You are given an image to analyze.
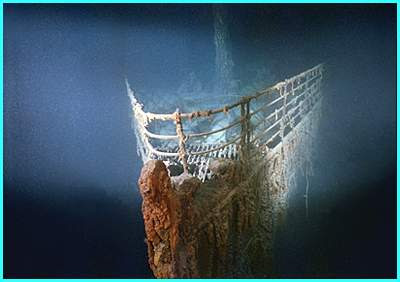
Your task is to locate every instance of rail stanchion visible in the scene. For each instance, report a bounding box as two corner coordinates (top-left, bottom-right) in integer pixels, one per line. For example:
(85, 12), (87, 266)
(175, 109), (189, 174)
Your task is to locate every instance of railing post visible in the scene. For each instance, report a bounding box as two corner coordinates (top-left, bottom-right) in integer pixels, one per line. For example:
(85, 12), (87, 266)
(245, 101), (251, 147)
(175, 109), (189, 174)
(240, 102), (246, 160)
(240, 97), (251, 162)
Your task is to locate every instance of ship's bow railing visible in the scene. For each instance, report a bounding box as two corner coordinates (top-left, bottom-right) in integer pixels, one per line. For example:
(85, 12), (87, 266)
(127, 64), (324, 181)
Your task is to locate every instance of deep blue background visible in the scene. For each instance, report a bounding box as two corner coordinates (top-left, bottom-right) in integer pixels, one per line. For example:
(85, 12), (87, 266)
(4, 4), (396, 278)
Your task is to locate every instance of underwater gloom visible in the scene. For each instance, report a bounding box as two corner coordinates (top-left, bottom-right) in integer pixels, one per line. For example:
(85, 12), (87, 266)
(4, 4), (396, 278)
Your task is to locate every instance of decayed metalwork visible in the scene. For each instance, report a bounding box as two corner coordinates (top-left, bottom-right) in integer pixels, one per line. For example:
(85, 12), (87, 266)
(127, 64), (323, 179)
(129, 64), (324, 277)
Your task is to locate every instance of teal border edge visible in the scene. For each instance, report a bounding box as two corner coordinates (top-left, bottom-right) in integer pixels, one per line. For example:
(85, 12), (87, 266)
(0, 0), (398, 3)
(0, 0), (397, 281)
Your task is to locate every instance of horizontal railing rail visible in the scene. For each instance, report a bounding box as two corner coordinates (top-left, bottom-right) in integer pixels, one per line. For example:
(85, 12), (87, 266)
(127, 63), (324, 176)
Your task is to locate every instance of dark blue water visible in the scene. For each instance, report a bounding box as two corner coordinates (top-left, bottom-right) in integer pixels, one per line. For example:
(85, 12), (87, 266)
(4, 4), (396, 278)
